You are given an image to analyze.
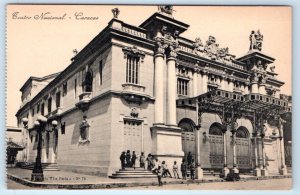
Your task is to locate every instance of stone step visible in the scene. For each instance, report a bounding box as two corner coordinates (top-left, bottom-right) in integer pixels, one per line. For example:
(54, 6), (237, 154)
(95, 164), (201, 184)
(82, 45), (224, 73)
(21, 163), (59, 171)
(115, 172), (155, 175)
(109, 174), (157, 179)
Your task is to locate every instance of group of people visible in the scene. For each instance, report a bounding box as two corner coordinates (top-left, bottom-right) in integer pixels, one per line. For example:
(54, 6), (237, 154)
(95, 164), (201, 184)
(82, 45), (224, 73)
(119, 151), (197, 186)
(120, 150), (147, 170)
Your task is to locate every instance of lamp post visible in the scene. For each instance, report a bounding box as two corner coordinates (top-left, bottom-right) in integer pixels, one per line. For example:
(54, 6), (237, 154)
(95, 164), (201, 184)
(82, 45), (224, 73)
(31, 115), (47, 182)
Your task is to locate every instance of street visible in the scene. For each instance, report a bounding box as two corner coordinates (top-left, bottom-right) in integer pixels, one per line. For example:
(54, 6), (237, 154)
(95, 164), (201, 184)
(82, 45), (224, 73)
(6, 177), (292, 190)
(121, 178), (292, 190)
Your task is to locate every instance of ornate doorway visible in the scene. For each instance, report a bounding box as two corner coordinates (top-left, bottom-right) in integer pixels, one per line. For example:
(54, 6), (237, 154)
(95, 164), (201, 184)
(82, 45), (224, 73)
(179, 119), (196, 160)
(236, 126), (251, 170)
(123, 120), (142, 155)
(209, 123), (224, 168)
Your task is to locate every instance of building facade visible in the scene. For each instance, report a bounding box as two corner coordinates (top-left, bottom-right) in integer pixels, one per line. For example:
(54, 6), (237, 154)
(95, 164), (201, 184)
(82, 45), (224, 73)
(16, 7), (290, 177)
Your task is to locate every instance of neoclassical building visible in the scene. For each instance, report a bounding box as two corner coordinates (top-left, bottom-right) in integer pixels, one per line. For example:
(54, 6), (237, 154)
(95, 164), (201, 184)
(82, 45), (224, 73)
(15, 7), (290, 177)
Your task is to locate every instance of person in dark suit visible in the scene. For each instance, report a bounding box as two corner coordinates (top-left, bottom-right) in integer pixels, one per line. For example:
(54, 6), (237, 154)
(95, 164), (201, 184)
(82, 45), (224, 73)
(120, 151), (126, 170)
(125, 150), (131, 167)
(131, 151), (137, 169)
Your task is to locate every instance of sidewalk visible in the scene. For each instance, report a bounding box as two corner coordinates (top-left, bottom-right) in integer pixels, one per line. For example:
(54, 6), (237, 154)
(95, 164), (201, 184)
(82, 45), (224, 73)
(7, 167), (292, 189)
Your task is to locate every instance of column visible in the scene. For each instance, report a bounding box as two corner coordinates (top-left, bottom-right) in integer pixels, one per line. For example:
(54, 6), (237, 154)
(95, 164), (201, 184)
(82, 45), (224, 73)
(278, 118), (287, 175)
(202, 71), (208, 93)
(195, 100), (203, 179)
(231, 129), (239, 173)
(259, 84), (266, 95)
(166, 50), (177, 126)
(222, 125), (229, 176)
(260, 132), (268, 176)
(253, 112), (261, 176)
(193, 70), (198, 97)
(251, 74), (259, 93)
(154, 44), (165, 125)
(228, 79), (234, 92)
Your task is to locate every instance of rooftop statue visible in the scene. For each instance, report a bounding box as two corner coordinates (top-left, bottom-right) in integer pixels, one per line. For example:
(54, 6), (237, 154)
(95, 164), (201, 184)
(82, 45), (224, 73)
(112, 8), (120, 18)
(158, 5), (174, 15)
(249, 30), (263, 51)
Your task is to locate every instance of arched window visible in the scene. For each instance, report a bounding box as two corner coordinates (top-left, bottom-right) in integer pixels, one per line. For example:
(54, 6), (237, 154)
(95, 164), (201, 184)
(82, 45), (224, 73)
(179, 119), (195, 132)
(236, 127), (249, 138)
(209, 123), (223, 135)
(84, 70), (93, 92)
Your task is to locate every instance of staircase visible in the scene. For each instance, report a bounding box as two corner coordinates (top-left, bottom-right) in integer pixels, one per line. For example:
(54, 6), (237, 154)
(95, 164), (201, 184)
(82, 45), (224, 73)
(109, 167), (157, 179)
(21, 163), (60, 171)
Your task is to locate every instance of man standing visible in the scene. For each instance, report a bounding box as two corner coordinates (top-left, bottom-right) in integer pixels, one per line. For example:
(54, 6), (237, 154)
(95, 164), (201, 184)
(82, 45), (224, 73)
(120, 151), (126, 170)
(180, 159), (187, 180)
(131, 151), (137, 169)
(125, 150), (131, 167)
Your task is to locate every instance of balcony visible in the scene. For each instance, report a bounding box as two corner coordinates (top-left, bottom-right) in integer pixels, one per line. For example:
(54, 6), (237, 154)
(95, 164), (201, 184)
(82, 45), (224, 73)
(76, 92), (92, 112)
(121, 83), (151, 104)
(46, 107), (63, 120)
(233, 87), (243, 94)
(122, 83), (146, 93)
(207, 80), (219, 88)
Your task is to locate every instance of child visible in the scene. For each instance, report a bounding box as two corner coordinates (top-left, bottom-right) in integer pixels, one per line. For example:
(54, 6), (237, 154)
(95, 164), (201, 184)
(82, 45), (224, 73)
(161, 161), (172, 178)
(181, 159), (187, 180)
(140, 152), (145, 169)
(157, 166), (163, 186)
(190, 159), (196, 180)
(173, 161), (180, 179)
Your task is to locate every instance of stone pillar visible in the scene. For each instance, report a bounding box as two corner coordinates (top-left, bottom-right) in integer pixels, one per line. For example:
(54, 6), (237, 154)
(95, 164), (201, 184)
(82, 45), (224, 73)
(221, 76), (227, 90)
(222, 125), (229, 176)
(278, 119), (287, 175)
(231, 129), (239, 173)
(166, 51), (177, 126)
(228, 79), (234, 92)
(252, 132), (261, 176)
(154, 44), (165, 125)
(195, 101), (203, 179)
(259, 84), (266, 95)
(260, 134), (268, 176)
(202, 71), (208, 93)
(193, 70), (198, 97)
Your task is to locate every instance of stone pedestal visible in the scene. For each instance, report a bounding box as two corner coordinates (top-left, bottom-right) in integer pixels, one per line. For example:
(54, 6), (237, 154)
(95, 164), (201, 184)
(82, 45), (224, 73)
(279, 166), (287, 175)
(253, 168), (261, 176)
(196, 167), (203, 180)
(150, 125), (184, 167)
(261, 168), (268, 176)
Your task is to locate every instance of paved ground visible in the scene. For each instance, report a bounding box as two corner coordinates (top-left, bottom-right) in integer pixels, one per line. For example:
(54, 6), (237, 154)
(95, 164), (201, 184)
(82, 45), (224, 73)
(123, 178), (292, 190)
(7, 179), (33, 190)
(6, 167), (292, 190)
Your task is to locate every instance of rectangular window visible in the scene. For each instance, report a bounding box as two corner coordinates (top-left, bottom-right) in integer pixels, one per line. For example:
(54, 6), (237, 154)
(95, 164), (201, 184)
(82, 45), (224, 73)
(31, 108), (34, 116)
(74, 79), (77, 98)
(47, 97), (52, 114)
(41, 103), (45, 116)
(99, 60), (103, 85)
(177, 78), (189, 96)
(56, 91), (61, 108)
(37, 103), (40, 113)
(63, 82), (67, 96)
(61, 122), (66, 135)
(126, 55), (140, 84)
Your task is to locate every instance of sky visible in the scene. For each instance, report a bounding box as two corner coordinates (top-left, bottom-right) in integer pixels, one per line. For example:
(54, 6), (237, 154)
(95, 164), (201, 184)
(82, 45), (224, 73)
(6, 5), (292, 127)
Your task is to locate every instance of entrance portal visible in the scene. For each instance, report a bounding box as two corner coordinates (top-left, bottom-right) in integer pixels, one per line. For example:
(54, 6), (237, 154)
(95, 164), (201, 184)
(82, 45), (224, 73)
(179, 119), (196, 161)
(123, 120), (142, 156)
(209, 123), (224, 169)
(236, 126), (251, 170)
